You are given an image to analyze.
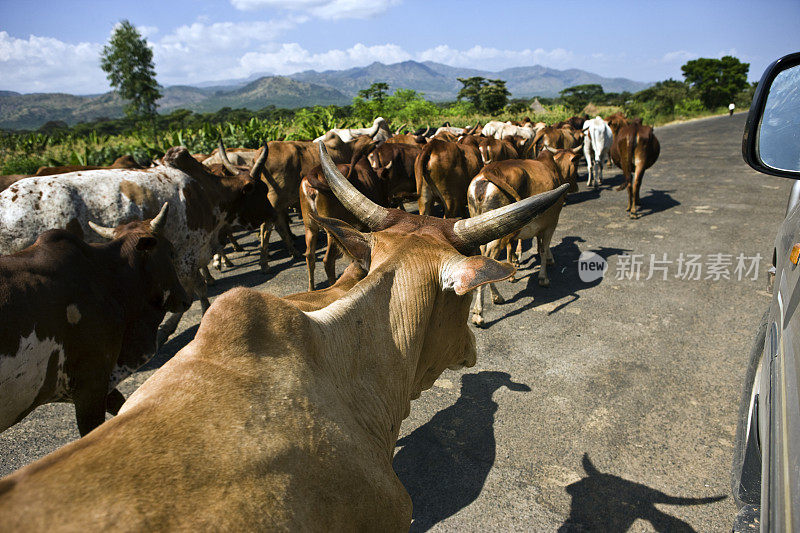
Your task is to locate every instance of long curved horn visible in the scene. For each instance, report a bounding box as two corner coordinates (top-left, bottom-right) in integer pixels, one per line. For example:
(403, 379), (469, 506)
(423, 126), (430, 136)
(218, 139), (239, 176)
(394, 123), (406, 135)
(452, 184), (569, 250)
(150, 202), (170, 235)
(366, 117), (381, 138)
(544, 145), (558, 153)
(250, 141), (268, 179)
(318, 141), (389, 230)
(88, 220), (116, 240)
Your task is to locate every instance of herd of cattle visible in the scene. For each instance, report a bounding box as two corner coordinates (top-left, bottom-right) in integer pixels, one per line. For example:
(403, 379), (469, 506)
(0, 111), (659, 529)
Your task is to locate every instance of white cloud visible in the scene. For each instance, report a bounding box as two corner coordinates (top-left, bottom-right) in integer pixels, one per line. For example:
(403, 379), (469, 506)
(661, 50), (696, 64)
(230, 0), (401, 19)
(418, 45), (575, 71)
(0, 31), (107, 94)
(241, 42), (411, 74)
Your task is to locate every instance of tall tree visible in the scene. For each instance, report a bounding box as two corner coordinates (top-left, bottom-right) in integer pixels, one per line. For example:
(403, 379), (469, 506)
(358, 82), (390, 105)
(457, 77), (510, 114)
(100, 20), (162, 121)
(681, 56), (749, 109)
(559, 84), (604, 112)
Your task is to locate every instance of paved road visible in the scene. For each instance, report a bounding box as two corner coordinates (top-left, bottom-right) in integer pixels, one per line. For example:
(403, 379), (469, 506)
(0, 113), (790, 532)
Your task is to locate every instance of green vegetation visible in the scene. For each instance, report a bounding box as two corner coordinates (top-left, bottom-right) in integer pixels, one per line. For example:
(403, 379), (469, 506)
(1, 55), (756, 174)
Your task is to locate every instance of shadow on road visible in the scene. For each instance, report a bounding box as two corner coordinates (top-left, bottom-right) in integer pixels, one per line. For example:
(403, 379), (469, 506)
(558, 453), (726, 532)
(481, 237), (629, 327)
(637, 189), (681, 218)
(393, 371), (530, 532)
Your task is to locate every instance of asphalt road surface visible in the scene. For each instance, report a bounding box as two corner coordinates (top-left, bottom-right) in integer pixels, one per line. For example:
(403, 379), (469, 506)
(0, 113), (790, 532)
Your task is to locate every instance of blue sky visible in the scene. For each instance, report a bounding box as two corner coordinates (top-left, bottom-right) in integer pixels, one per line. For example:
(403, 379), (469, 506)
(1, 0), (797, 94)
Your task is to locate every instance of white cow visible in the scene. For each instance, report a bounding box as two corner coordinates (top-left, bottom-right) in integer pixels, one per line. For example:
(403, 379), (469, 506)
(582, 116), (613, 188)
(314, 116), (392, 143)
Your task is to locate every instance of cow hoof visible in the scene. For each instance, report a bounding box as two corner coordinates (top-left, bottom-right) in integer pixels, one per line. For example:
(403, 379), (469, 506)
(629, 212), (638, 219)
(471, 314), (485, 327)
(259, 262), (270, 274)
(212, 260), (222, 271)
(492, 294), (505, 304)
(538, 277), (550, 287)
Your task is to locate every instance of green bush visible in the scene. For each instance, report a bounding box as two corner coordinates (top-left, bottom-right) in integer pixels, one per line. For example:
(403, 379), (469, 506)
(1, 154), (49, 174)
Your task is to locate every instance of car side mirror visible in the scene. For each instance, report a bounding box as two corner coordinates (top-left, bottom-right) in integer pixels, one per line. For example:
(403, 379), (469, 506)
(743, 51), (800, 178)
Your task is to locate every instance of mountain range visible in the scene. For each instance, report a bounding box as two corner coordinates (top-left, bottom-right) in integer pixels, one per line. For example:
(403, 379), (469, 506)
(0, 61), (651, 130)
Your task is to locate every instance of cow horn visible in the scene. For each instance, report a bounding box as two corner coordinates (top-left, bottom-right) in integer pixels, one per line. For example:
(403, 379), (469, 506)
(218, 139), (239, 176)
(423, 126), (430, 136)
(544, 145), (558, 153)
(150, 202), (170, 235)
(452, 184), (569, 251)
(250, 141), (268, 179)
(395, 123), (406, 135)
(367, 117), (382, 138)
(571, 145), (583, 154)
(87, 220), (117, 240)
(318, 141), (388, 231)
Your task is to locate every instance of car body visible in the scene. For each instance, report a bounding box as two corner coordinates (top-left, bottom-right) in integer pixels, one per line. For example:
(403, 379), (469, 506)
(732, 50), (800, 532)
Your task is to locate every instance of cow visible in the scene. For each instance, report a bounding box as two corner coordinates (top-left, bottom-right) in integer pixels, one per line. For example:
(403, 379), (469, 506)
(0, 204), (191, 436)
(0, 146), (275, 342)
(610, 122), (660, 218)
(202, 147), (257, 168)
(582, 116), (614, 188)
(467, 149), (580, 326)
(366, 142), (421, 207)
(313, 116), (392, 143)
(604, 112), (628, 137)
(0, 142), (567, 531)
(33, 155), (142, 177)
(385, 133), (427, 145)
(252, 133), (376, 271)
(414, 139), (482, 218)
(300, 144), (387, 290)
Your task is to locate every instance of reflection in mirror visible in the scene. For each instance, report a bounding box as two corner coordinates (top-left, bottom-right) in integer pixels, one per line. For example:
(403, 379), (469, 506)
(759, 64), (800, 172)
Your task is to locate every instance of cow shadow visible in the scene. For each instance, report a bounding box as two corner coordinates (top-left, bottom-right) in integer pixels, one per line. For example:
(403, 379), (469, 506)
(480, 237), (629, 327)
(142, 323), (200, 370)
(559, 453), (726, 532)
(393, 371), (531, 532)
(636, 189), (680, 218)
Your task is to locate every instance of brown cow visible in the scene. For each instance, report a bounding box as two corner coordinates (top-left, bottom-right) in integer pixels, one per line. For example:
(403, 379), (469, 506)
(415, 139), (482, 217)
(610, 122), (661, 218)
(300, 146), (388, 290)
(366, 142), (421, 207)
(0, 204), (190, 436)
(467, 149), (580, 326)
(34, 155), (142, 176)
(386, 133), (427, 145)
(252, 133), (375, 271)
(0, 144), (568, 532)
(604, 112), (628, 137)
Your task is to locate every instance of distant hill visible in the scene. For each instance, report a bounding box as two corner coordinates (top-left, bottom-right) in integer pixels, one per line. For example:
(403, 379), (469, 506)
(1, 60), (650, 130)
(0, 77), (349, 130)
(291, 60), (651, 100)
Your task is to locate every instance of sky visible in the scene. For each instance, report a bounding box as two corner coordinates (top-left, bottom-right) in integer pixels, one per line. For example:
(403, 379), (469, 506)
(0, 0), (798, 95)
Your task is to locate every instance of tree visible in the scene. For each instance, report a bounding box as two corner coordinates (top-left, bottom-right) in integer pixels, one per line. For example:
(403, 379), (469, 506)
(681, 56), (749, 109)
(100, 21), (162, 121)
(358, 82), (389, 107)
(633, 79), (691, 117)
(559, 84), (604, 112)
(457, 77), (510, 114)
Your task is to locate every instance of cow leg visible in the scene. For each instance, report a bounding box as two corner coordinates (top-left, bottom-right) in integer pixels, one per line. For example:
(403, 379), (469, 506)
(484, 238), (506, 304)
(304, 225), (318, 291)
(275, 210), (302, 261)
(631, 165), (645, 219)
(106, 388), (126, 416)
(195, 270), (211, 313)
(418, 183), (436, 216)
(228, 233), (244, 252)
(259, 221), (274, 272)
(471, 245), (488, 326)
(73, 382), (109, 436)
(158, 312), (184, 346)
(322, 235), (339, 286)
(200, 265), (215, 286)
(220, 250), (234, 268)
(537, 227), (556, 287)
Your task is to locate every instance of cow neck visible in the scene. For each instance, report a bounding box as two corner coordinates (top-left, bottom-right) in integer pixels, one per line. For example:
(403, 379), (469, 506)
(305, 253), (439, 461)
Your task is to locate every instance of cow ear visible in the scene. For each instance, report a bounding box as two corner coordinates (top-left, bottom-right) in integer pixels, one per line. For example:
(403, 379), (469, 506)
(136, 236), (158, 251)
(441, 254), (515, 295)
(311, 214), (372, 269)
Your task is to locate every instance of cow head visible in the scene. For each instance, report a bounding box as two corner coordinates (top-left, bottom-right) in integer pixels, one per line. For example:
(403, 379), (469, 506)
(88, 203), (191, 314)
(316, 142), (568, 396)
(203, 142), (277, 230)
